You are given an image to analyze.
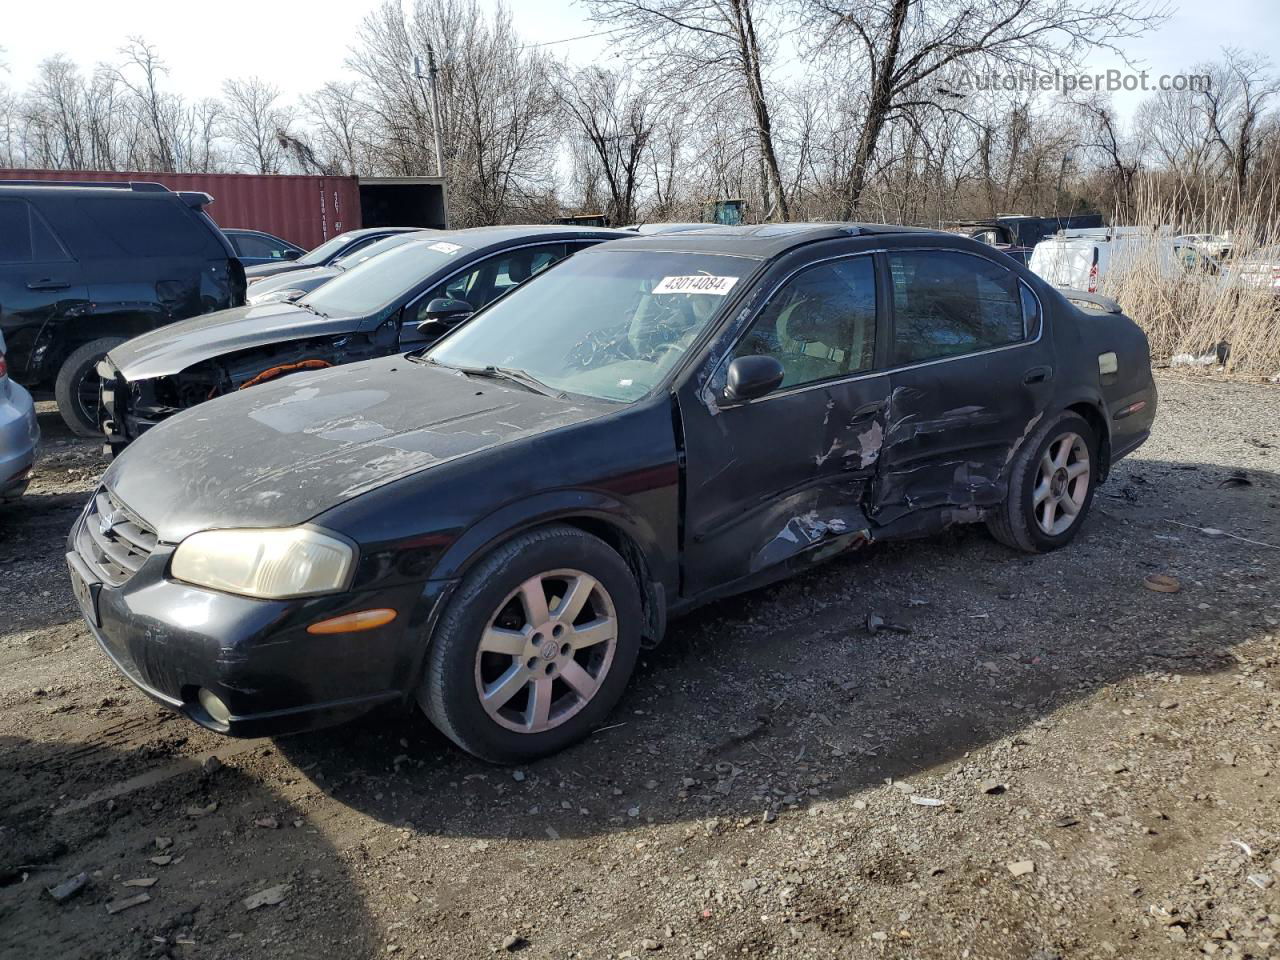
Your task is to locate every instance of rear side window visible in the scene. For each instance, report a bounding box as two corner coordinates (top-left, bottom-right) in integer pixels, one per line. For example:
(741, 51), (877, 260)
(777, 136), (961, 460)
(75, 197), (210, 257)
(234, 233), (290, 259)
(732, 255), (877, 389)
(888, 251), (1026, 364)
(0, 199), (70, 262)
(0, 200), (30, 261)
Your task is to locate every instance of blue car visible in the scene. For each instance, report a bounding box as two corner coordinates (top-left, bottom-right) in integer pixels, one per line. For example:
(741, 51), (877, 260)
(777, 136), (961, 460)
(0, 330), (39, 501)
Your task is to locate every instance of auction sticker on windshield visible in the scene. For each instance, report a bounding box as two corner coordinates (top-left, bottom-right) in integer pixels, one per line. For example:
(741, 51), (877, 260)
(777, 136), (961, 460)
(653, 275), (740, 295)
(428, 241), (463, 254)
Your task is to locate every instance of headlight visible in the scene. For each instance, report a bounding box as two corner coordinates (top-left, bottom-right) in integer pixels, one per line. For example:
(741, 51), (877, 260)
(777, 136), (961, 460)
(171, 527), (355, 599)
(248, 288), (305, 305)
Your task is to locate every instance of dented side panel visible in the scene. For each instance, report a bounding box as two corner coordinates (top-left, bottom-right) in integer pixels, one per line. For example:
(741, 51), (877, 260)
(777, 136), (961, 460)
(870, 349), (1054, 525)
(678, 367), (890, 593)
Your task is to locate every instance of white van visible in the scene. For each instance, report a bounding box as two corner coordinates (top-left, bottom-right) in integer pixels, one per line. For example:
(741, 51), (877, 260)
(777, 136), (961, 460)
(1028, 227), (1203, 290)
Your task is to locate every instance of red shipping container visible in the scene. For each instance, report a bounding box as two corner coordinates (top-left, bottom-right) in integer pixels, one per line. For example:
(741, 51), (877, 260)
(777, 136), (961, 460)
(0, 169), (363, 249)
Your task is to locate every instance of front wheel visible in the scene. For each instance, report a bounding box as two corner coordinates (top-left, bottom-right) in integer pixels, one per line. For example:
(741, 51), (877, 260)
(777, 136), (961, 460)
(54, 337), (126, 437)
(418, 524), (642, 763)
(987, 411), (1098, 553)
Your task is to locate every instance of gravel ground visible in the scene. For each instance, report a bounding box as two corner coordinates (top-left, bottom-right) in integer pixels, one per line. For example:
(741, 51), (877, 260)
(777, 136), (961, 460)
(1, 375), (1278, 960)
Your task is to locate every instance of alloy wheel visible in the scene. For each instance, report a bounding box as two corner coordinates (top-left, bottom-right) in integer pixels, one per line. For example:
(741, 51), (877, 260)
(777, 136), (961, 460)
(1033, 432), (1090, 536)
(473, 569), (618, 734)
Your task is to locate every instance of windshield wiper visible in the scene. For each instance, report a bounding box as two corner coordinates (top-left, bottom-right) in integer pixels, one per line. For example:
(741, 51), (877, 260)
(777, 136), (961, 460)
(295, 301), (329, 319)
(455, 364), (562, 398)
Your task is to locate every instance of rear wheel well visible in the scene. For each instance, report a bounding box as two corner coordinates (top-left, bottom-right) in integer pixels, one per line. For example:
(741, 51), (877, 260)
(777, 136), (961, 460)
(1067, 402), (1110, 480)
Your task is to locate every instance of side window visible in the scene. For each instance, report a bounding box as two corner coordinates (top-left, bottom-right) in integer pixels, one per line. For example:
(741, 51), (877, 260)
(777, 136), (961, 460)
(0, 201), (66, 262)
(409, 244), (570, 325)
(889, 251), (1025, 364)
(235, 233), (287, 259)
(0, 200), (32, 262)
(31, 207), (70, 261)
(76, 197), (208, 257)
(731, 256), (877, 389)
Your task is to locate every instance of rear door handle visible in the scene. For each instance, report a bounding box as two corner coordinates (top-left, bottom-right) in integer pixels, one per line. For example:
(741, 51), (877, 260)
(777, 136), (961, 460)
(27, 277), (70, 291)
(1023, 365), (1052, 385)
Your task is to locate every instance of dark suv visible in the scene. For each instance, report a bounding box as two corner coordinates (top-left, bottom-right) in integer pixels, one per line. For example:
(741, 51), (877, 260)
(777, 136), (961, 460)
(0, 181), (246, 435)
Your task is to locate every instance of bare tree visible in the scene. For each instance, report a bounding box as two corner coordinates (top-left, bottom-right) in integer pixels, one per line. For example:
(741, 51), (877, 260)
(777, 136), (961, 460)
(798, 0), (1169, 218)
(302, 81), (375, 174)
(348, 0), (561, 225)
(114, 37), (176, 171)
(553, 66), (654, 225)
(1200, 48), (1280, 200)
(221, 77), (293, 173)
(586, 0), (791, 220)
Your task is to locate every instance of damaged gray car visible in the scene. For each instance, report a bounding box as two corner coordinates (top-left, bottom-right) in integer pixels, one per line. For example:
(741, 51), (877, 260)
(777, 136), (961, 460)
(72, 224), (1155, 763)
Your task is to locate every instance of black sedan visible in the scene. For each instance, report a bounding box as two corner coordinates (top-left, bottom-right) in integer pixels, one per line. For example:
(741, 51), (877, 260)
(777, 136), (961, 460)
(68, 224), (1156, 763)
(98, 225), (627, 449)
(243, 227), (422, 283)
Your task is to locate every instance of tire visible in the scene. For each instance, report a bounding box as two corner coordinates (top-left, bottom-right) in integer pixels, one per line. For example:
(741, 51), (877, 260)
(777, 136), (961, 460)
(54, 337), (126, 437)
(987, 411), (1098, 553)
(418, 524), (643, 764)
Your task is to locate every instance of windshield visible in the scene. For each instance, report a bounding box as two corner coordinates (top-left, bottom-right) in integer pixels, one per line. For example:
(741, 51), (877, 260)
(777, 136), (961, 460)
(301, 239), (466, 319)
(297, 233), (362, 266)
(426, 249), (756, 402)
(332, 232), (420, 268)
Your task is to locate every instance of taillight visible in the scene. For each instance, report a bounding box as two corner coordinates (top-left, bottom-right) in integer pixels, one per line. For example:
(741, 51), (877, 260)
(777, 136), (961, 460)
(0, 353), (8, 379)
(1087, 262), (1098, 293)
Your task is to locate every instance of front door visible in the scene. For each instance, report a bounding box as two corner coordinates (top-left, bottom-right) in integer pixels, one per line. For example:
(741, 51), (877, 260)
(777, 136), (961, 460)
(678, 251), (891, 596)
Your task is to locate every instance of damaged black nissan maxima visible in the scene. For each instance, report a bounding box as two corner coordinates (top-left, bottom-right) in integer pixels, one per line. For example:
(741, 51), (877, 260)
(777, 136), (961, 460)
(67, 224), (1156, 763)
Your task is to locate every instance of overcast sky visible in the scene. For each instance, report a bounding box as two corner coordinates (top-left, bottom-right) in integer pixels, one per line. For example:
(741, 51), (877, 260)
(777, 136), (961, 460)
(1, 0), (1276, 119)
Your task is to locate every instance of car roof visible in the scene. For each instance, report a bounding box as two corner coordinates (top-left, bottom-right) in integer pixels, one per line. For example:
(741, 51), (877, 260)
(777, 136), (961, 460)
(441, 224), (632, 243)
(595, 222), (948, 258)
(340, 226), (426, 239)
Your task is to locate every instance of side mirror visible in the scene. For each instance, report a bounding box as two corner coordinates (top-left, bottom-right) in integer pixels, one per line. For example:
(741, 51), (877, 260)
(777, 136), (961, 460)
(415, 297), (474, 336)
(723, 355), (784, 404)
(282, 249), (302, 261)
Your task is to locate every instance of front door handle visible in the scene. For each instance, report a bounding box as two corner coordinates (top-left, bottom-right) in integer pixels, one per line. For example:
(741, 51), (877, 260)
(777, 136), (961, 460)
(1023, 365), (1052, 385)
(27, 277), (70, 291)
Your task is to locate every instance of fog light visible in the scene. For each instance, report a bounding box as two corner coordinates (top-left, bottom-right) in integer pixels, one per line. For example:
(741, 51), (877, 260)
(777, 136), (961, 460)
(197, 688), (232, 724)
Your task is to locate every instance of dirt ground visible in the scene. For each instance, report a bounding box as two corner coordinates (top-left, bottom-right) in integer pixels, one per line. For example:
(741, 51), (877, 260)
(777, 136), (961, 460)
(1, 374), (1278, 960)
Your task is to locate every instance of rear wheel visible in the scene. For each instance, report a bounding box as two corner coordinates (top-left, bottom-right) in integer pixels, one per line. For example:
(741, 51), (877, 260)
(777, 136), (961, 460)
(987, 411), (1098, 553)
(418, 524), (642, 763)
(55, 337), (126, 437)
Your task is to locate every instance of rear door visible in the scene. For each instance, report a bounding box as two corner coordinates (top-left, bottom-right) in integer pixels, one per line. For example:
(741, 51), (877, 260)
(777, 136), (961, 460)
(678, 247), (891, 595)
(872, 246), (1054, 526)
(0, 197), (89, 384)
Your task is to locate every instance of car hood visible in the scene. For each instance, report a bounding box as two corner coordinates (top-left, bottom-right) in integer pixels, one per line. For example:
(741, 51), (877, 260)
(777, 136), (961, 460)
(247, 265), (341, 299)
(103, 356), (604, 542)
(107, 302), (362, 381)
(245, 260), (308, 280)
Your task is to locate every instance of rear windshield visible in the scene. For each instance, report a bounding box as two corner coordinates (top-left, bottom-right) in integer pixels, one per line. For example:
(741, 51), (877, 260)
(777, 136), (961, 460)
(301, 239), (466, 318)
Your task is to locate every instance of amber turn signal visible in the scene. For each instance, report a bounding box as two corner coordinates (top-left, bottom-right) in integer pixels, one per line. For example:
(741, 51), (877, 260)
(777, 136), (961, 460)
(306, 608), (398, 635)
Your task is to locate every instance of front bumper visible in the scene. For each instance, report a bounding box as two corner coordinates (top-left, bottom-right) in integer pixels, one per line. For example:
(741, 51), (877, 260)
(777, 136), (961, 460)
(0, 378), (40, 499)
(66, 504), (456, 737)
(97, 361), (173, 452)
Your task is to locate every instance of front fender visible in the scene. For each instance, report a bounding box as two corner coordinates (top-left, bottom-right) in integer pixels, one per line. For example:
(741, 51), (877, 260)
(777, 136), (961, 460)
(429, 487), (677, 592)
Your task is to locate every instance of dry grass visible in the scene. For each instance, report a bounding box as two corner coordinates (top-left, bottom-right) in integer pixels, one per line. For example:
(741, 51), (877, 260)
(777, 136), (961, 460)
(1095, 189), (1280, 379)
